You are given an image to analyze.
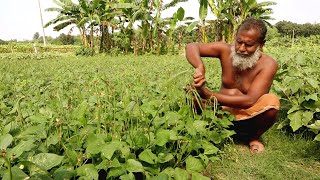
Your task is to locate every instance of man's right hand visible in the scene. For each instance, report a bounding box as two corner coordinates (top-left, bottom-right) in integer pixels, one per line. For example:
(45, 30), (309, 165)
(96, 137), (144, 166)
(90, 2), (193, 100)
(193, 66), (206, 88)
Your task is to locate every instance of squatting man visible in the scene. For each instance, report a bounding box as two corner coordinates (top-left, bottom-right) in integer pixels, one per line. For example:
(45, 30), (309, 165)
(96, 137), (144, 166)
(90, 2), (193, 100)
(185, 17), (280, 153)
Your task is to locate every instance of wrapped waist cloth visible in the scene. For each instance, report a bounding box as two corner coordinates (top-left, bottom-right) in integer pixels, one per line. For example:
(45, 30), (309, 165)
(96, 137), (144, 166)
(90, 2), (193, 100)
(222, 93), (280, 121)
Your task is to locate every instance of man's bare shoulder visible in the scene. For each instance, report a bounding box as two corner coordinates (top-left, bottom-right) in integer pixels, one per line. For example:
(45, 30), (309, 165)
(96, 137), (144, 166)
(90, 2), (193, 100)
(259, 53), (278, 71)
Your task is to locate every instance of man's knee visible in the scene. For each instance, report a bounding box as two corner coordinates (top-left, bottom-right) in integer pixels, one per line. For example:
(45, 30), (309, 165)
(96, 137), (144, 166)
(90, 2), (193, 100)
(263, 108), (278, 120)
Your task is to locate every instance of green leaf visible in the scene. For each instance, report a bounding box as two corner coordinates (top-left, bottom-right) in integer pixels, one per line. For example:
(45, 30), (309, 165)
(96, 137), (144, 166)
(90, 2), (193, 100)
(0, 134), (13, 150)
(176, 7), (185, 21)
(174, 167), (189, 180)
(186, 21), (198, 33)
(155, 129), (170, 146)
(158, 153), (174, 163)
(3, 166), (29, 180)
(314, 134), (320, 141)
(101, 141), (122, 160)
(125, 159), (144, 173)
(185, 156), (205, 173)
(77, 164), (98, 180)
(288, 111), (303, 132)
(150, 173), (169, 180)
(305, 77), (319, 89)
(120, 173), (135, 180)
(193, 120), (208, 133)
(107, 167), (126, 178)
(7, 140), (36, 158)
(29, 153), (64, 170)
(46, 133), (59, 147)
(86, 134), (105, 155)
(202, 142), (219, 155)
(53, 166), (75, 180)
(307, 120), (320, 130)
(192, 172), (211, 180)
(199, 0), (208, 20)
(139, 149), (158, 164)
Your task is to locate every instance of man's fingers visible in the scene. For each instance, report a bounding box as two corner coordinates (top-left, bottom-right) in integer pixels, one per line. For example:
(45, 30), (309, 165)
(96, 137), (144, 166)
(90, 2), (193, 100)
(193, 78), (206, 88)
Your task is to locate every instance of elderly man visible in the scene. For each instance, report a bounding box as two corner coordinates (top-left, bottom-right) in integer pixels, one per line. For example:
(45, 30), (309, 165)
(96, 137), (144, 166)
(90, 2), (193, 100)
(185, 17), (280, 153)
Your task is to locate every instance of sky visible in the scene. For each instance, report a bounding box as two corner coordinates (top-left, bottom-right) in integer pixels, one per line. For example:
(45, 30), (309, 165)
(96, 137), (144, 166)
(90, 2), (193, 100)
(0, 0), (320, 41)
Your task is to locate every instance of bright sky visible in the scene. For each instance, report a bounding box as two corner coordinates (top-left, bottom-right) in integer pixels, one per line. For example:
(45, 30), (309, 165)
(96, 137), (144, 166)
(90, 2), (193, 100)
(0, 0), (319, 41)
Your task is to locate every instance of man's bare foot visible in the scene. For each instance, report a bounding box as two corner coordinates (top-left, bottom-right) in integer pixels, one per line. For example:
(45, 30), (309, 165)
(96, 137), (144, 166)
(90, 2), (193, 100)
(249, 139), (265, 153)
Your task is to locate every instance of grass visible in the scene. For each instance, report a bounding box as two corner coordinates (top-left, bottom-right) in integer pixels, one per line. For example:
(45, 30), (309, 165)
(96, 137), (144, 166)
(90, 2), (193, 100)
(207, 123), (320, 180)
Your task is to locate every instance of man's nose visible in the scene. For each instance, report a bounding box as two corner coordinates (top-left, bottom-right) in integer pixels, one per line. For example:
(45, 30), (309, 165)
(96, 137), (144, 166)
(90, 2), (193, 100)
(238, 44), (246, 53)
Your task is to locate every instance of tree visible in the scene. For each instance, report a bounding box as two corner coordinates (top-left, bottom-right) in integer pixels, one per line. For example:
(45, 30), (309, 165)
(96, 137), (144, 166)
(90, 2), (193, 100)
(33, 32), (40, 41)
(207, 0), (276, 43)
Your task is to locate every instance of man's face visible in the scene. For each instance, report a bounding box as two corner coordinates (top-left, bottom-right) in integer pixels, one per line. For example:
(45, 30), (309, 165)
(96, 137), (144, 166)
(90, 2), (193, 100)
(234, 29), (261, 56)
(231, 29), (262, 71)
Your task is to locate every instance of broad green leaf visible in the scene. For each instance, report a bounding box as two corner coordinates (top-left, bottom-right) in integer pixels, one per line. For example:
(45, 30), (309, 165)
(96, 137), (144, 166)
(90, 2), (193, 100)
(107, 167), (126, 178)
(46, 133), (59, 147)
(77, 164), (98, 180)
(158, 153), (174, 163)
(307, 120), (320, 130)
(304, 93), (318, 101)
(125, 159), (144, 173)
(174, 167), (189, 180)
(203, 142), (219, 155)
(120, 172), (135, 180)
(0, 134), (13, 150)
(53, 166), (75, 180)
(302, 111), (314, 126)
(199, 154), (209, 166)
(29, 153), (64, 170)
(101, 141), (122, 160)
(161, 167), (174, 177)
(314, 134), (320, 141)
(155, 129), (170, 146)
(125, 159), (144, 172)
(305, 77), (319, 89)
(16, 125), (47, 140)
(7, 140), (36, 158)
(192, 172), (211, 180)
(287, 105), (300, 114)
(2, 166), (28, 180)
(193, 120), (208, 133)
(139, 149), (158, 164)
(186, 156), (205, 173)
(86, 134), (105, 155)
(150, 173), (169, 180)
(176, 7), (185, 21)
(288, 111), (303, 132)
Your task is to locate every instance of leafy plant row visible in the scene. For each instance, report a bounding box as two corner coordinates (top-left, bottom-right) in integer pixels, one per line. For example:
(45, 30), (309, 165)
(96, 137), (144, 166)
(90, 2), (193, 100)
(0, 55), (234, 179)
(269, 45), (320, 141)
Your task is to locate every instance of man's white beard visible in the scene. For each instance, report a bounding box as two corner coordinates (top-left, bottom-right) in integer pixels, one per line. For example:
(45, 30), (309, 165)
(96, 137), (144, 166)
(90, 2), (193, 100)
(231, 46), (261, 71)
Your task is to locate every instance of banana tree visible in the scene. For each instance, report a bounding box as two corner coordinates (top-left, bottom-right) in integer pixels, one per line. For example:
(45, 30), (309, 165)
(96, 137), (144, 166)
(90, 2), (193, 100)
(45, 0), (89, 47)
(207, 0), (276, 43)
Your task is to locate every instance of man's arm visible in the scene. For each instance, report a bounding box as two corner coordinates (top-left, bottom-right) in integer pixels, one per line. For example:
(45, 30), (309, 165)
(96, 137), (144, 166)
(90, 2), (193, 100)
(185, 42), (229, 88)
(199, 58), (278, 108)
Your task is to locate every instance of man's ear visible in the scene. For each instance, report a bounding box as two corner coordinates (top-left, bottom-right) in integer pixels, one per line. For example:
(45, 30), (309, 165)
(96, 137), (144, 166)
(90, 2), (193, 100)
(259, 42), (265, 51)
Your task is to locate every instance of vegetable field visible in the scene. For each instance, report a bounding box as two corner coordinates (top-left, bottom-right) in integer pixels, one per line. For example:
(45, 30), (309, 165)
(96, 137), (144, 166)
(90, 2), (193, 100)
(0, 44), (319, 179)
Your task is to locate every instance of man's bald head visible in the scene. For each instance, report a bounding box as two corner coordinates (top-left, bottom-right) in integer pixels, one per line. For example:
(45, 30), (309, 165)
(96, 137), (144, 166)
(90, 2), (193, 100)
(237, 17), (267, 44)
